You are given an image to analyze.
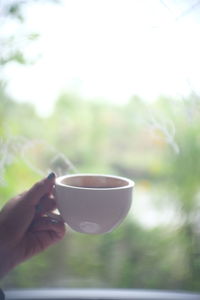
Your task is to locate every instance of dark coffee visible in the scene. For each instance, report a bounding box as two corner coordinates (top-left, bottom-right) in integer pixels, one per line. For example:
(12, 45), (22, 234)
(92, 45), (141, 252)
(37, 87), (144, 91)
(62, 175), (128, 189)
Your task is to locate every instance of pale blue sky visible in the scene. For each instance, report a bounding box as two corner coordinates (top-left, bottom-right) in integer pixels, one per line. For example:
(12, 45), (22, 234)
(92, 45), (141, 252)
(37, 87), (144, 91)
(2, 0), (200, 116)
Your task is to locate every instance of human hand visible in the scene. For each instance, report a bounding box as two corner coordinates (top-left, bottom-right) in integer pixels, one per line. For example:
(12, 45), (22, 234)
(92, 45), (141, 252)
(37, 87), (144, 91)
(0, 173), (66, 278)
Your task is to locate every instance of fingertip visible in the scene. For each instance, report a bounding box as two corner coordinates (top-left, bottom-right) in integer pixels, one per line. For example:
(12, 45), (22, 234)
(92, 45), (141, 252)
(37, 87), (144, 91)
(26, 174), (56, 205)
(47, 172), (56, 181)
(31, 216), (66, 238)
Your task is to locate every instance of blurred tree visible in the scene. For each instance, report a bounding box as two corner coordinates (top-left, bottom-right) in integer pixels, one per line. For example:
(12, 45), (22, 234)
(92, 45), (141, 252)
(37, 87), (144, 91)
(1, 92), (200, 292)
(1, 2), (200, 290)
(0, 0), (60, 67)
(148, 96), (200, 290)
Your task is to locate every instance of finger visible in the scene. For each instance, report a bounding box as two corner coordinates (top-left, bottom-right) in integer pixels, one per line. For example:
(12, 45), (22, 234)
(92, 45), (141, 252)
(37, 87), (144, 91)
(24, 173), (56, 206)
(25, 216), (66, 256)
(31, 215), (66, 239)
(35, 195), (56, 215)
(16, 191), (27, 198)
(46, 212), (64, 222)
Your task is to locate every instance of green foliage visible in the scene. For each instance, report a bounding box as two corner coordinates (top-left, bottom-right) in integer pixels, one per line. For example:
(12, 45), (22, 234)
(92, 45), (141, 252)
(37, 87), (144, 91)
(1, 0), (200, 291)
(1, 88), (200, 291)
(0, 0), (57, 67)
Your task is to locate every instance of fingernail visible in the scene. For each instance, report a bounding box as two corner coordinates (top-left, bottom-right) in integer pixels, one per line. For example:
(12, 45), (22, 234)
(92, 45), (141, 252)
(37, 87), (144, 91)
(47, 172), (56, 180)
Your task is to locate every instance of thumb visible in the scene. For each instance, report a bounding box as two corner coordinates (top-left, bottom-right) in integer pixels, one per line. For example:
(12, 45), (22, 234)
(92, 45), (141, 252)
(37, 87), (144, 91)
(25, 173), (56, 206)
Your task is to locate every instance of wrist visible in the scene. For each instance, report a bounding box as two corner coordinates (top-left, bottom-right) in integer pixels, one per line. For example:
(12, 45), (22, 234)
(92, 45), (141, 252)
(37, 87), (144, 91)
(0, 246), (15, 279)
(0, 217), (16, 278)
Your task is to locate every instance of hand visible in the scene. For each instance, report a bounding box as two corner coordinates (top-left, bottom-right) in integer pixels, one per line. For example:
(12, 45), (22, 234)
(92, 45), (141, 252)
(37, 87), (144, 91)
(0, 173), (66, 278)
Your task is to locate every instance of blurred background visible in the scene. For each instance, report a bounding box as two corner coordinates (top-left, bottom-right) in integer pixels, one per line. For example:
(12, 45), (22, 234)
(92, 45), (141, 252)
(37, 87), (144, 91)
(1, 0), (200, 292)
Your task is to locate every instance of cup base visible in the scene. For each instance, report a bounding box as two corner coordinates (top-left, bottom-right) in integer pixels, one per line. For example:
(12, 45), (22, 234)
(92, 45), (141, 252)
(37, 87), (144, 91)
(79, 221), (100, 234)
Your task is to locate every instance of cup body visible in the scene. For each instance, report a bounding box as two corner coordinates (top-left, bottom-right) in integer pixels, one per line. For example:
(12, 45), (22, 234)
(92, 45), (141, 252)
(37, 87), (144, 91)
(55, 173), (134, 234)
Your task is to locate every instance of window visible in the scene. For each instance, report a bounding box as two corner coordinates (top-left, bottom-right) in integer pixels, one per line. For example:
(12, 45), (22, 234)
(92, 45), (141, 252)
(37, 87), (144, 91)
(1, 1), (200, 299)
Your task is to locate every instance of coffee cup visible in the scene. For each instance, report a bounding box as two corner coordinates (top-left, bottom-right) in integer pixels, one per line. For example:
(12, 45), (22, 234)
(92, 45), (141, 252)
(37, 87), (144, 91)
(55, 173), (134, 234)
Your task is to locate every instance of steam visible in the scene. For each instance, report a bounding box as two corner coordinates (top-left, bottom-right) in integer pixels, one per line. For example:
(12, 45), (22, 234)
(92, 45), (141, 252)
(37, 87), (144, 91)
(0, 136), (27, 185)
(146, 109), (180, 154)
(21, 140), (78, 176)
(50, 153), (77, 176)
(0, 137), (77, 185)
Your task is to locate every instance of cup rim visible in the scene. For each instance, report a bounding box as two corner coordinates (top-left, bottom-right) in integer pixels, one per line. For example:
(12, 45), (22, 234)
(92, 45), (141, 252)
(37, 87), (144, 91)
(56, 173), (135, 190)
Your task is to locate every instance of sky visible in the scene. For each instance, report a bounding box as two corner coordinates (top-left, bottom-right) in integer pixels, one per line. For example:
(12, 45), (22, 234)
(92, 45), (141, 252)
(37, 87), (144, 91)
(2, 0), (200, 116)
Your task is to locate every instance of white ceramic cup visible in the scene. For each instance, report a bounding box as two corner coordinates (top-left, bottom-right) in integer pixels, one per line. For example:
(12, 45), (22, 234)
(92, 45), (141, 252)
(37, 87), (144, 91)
(55, 173), (134, 234)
